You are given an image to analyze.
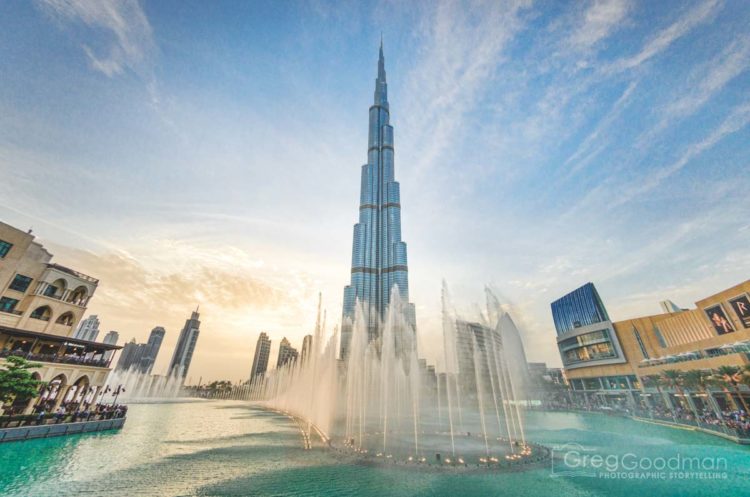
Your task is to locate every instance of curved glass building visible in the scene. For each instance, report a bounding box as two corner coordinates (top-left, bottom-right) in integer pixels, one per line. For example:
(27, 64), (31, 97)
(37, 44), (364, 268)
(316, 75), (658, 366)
(551, 282), (625, 370)
(340, 42), (416, 359)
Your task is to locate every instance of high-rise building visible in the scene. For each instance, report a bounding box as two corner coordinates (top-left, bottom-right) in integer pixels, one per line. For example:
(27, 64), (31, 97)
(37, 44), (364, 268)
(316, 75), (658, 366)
(551, 282), (626, 370)
(168, 308), (201, 381)
(453, 316), (530, 396)
(102, 330), (119, 345)
(113, 327), (165, 374)
(300, 334), (312, 363)
(250, 332), (271, 380)
(276, 337), (298, 368)
(139, 326), (165, 374)
(74, 314), (100, 341)
(102, 330), (119, 362)
(115, 338), (142, 371)
(340, 41), (416, 359)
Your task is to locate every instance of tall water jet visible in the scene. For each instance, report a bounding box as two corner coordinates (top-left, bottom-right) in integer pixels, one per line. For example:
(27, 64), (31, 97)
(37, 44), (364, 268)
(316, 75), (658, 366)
(250, 282), (543, 469)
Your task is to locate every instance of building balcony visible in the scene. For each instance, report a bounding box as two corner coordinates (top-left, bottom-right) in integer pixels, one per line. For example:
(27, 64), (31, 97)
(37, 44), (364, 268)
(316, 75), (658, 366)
(0, 348), (110, 369)
(32, 289), (90, 308)
(0, 325), (121, 370)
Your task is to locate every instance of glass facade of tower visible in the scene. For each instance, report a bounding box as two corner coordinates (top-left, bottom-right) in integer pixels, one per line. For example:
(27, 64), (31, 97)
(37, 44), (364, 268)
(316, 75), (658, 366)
(168, 310), (201, 380)
(551, 282), (625, 369)
(551, 282), (610, 336)
(340, 43), (416, 359)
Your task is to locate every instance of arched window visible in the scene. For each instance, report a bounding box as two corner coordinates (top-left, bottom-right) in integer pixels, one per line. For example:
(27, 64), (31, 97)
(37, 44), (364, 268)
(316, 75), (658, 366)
(56, 312), (75, 326)
(43, 278), (67, 299)
(68, 286), (88, 305)
(30, 306), (52, 321)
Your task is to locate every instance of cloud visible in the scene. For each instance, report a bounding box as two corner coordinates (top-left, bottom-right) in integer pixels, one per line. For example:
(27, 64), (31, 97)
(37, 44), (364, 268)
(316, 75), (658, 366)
(35, 0), (154, 77)
(42, 241), (318, 378)
(399, 0), (532, 179)
(639, 35), (750, 143)
(614, 100), (750, 206)
(567, 0), (631, 50)
(603, 0), (722, 74)
(45, 246), (286, 314)
(563, 80), (638, 177)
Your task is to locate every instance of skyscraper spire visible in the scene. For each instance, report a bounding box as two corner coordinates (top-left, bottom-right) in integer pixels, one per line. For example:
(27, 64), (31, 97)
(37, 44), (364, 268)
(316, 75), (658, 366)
(375, 37), (388, 106)
(340, 42), (416, 359)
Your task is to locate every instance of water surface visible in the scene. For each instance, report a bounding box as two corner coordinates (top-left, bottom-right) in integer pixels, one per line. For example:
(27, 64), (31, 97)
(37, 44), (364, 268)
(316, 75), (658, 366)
(0, 401), (747, 496)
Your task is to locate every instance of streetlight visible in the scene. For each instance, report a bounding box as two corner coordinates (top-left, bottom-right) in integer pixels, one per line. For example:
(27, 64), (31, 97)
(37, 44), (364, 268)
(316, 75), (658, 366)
(111, 385), (125, 406)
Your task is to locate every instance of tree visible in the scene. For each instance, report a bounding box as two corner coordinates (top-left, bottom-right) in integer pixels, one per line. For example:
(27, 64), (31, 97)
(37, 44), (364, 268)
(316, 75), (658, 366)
(682, 369), (722, 419)
(742, 364), (750, 387)
(641, 374), (674, 419)
(682, 369), (721, 420)
(715, 365), (750, 413)
(661, 369), (699, 421)
(0, 356), (43, 410)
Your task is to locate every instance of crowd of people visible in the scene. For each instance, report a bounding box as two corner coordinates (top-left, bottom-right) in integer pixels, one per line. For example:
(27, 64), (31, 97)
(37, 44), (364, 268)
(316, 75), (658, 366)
(0, 403), (128, 428)
(637, 404), (750, 437)
(536, 398), (750, 438)
(31, 403), (128, 425)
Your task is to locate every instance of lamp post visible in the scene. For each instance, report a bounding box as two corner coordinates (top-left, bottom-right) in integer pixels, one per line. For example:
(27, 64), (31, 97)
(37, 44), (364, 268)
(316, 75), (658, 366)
(97, 385), (111, 409)
(111, 385), (124, 406)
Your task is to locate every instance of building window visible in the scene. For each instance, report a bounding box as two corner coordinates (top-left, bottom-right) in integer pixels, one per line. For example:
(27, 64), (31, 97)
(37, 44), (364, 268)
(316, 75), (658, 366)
(30, 306), (52, 321)
(0, 297), (19, 313)
(653, 325), (667, 348)
(0, 240), (12, 258)
(55, 312), (75, 326)
(628, 375), (640, 389)
(8, 274), (33, 293)
(632, 326), (649, 359)
(583, 377), (601, 390)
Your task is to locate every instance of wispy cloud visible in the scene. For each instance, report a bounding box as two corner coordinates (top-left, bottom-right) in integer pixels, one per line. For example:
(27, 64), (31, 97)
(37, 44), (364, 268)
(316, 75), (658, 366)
(563, 80), (638, 177)
(400, 0), (532, 179)
(35, 0), (154, 77)
(603, 0), (722, 74)
(567, 0), (631, 51)
(614, 100), (750, 206)
(639, 35), (750, 144)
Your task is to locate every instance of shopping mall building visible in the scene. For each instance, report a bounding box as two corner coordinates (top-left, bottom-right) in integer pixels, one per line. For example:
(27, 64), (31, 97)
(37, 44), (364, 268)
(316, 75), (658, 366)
(552, 280), (750, 411)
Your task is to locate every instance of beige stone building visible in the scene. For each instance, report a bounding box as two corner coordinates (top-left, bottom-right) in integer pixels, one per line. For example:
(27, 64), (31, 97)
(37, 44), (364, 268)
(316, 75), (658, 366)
(0, 221), (119, 414)
(555, 280), (750, 411)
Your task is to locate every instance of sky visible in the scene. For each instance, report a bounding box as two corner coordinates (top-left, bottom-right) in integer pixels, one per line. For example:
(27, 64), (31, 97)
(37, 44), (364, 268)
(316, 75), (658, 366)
(1, 0), (749, 383)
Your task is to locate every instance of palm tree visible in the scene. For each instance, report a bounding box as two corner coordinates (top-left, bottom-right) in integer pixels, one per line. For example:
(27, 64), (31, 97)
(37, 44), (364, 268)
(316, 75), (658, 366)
(641, 374), (674, 419)
(715, 366), (750, 413)
(682, 369), (721, 421)
(661, 370), (699, 422)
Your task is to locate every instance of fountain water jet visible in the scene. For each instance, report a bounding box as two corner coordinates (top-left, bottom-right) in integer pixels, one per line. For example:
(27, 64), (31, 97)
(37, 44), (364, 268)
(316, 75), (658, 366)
(249, 283), (545, 469)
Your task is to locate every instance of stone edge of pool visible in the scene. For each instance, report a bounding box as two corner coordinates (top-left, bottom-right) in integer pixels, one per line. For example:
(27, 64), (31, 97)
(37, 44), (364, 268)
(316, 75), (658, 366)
(0, 417), (126, 443)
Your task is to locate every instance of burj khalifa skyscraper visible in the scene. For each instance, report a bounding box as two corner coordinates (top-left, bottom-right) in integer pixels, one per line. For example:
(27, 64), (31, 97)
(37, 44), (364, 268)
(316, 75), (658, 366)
(340, 41), (416, 359)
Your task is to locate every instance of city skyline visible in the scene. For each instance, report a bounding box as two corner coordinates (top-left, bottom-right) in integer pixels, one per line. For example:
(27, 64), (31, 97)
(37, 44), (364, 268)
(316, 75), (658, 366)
(1, 0), (750, 382)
